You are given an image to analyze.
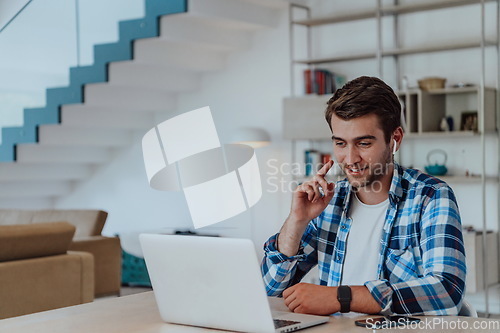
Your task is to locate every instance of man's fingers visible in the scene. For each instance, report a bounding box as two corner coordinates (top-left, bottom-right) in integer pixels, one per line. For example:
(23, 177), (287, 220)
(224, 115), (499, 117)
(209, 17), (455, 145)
(282, 285), (296, 299)
(297, 177), (334, 203)
(311, 182), (321, 202)
(283, 293), (296, 308)
(293, 305), (306, 314)
(305, 187), (315, 201)
(306, 182), (321, 202)
(313, 175), (329, 195)
(317, 160), (334, 176)
(298, 183), (321, 202)
(296, 184), (311, 201)
(287, 298), (301, 313)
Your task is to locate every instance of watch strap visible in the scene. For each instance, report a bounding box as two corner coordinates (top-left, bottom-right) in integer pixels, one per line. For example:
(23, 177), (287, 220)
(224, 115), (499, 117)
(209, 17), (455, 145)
(337, 285), (352, 313)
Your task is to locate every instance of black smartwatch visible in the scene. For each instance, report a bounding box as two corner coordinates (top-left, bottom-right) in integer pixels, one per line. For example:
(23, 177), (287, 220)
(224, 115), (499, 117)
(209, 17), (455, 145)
(337, 285), (352, 313)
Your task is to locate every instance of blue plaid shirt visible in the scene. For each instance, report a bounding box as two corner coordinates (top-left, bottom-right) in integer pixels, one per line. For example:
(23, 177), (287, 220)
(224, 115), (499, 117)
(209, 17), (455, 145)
(261, 163), (466, 315)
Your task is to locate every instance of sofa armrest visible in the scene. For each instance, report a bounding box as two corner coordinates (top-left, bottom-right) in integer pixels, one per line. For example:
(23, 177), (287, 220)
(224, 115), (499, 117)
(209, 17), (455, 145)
(0, 251), (94, 319)
(67, 251), (95, 303)
(70, 236), (121, 297)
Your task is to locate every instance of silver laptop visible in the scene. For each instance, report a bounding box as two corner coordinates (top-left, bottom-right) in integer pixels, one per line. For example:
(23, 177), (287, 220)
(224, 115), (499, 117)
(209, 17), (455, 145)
(139, 234), (329, 333)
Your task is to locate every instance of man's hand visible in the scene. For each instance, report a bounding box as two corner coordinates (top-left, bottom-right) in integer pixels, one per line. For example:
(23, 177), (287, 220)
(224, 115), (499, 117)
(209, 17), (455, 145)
(282, 283), (339, 315)
(283, 284), (382, 315)
(290, 160), (335, 224)
(278, 160), (335, 257)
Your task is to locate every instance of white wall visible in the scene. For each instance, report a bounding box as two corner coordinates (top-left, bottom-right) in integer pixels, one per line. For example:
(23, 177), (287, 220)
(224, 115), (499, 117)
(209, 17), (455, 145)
(55, 7), (294, 255)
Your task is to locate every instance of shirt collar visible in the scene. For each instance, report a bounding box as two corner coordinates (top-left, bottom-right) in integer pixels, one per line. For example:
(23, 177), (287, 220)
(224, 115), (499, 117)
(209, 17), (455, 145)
(389, 162), (405, 204)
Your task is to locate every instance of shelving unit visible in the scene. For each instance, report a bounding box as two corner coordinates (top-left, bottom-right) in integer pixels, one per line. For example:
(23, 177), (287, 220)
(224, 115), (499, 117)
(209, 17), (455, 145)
(398, 86), (496, 134)
(284, 0), (500, 314)
(292, 0), (496, 28)
(440, 175), (499, 183)
(295, 41), (498, 65)
(290, 0), (498, 86)
(285, 0), (499, 165)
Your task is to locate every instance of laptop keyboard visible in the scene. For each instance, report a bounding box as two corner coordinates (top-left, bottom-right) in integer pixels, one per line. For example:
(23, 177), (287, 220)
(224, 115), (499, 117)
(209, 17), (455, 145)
(274, 319), (301, 329)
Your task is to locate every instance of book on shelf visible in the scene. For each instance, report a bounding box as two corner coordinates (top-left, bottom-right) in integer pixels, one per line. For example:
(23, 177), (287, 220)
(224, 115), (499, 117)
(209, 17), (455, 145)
(303, 69), (346, 95)
(305, 149), (321, 176)
(304, 150), (333, 177)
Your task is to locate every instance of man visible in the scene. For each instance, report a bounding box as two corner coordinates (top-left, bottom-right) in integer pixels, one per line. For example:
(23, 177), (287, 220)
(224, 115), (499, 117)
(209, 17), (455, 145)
(261, 76), (466, 316)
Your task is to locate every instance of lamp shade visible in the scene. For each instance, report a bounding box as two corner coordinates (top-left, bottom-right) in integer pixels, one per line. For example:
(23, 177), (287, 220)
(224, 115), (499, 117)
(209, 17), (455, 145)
(231, 127), (271, 148)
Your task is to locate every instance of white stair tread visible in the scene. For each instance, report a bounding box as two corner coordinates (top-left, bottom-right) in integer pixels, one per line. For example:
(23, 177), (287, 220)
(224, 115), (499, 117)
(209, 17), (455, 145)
(0, 180), (72, 198)
(84, 83), (177, 111)
(38, 125), (133, 147)
(17, 144), (112, 164)
(108, 61), (201, 92)
(134, 38), (227, 71)
(239, 0), (287, 9)
(0, 198), (55, 209)
(61, 104), (156, 129)
(0, 163), (91, 181)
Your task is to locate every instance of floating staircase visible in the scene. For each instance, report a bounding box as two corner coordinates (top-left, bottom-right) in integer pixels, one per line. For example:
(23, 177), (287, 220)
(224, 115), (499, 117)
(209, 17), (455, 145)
(0, 0), (285, 204)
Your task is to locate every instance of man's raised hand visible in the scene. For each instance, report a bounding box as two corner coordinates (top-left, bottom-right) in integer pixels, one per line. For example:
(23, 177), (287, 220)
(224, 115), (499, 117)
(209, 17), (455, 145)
(289, 160), (335, 225)
(277, 160), (336, 257)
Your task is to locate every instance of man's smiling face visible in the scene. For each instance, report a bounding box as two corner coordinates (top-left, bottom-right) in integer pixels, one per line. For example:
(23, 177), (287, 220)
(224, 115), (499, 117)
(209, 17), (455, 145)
(330, 113), (393, 189)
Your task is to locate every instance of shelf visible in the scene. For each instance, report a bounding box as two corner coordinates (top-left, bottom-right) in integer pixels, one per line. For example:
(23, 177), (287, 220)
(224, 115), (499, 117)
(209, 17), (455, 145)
(426, 86), (496, 95)
(406, 131), (478, 139)
(294, 41), (497, 65)
(293, 10), (376, 26)
(398, 86), (496, 95)
(396, 89), (420, 96)
(439, 175), (499, 183)
(384, 40), (498, 57)
(293, 0), (494, 27)
(383, 0), (495, 16)
(294, 52), (376, 65)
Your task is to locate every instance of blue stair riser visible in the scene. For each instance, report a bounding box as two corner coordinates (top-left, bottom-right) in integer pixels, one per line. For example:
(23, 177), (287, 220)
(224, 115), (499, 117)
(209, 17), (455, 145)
(0, 0), (187, 162)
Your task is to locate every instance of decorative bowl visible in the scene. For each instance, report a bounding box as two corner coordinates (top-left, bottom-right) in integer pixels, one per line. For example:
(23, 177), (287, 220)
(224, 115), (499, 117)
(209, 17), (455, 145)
(418, 77), (446, 91)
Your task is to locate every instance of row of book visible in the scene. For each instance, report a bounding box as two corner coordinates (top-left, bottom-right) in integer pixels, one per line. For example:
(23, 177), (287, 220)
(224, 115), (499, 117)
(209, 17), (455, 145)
(303, 69), (346, 95)
(304, 150), (331, 176)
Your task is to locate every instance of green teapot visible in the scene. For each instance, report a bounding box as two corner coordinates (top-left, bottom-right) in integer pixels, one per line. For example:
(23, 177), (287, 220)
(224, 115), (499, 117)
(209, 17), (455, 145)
(425, 149), (448, 176)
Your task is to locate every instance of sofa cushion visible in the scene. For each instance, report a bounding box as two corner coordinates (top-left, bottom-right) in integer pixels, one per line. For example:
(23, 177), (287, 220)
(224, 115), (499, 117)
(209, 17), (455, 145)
(31, 210), (107, 238)
(0, 209), (108, 238)
(0, 222), (76, 262)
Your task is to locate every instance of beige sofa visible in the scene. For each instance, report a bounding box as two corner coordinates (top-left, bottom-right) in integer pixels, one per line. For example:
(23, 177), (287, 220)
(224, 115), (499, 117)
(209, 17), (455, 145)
(0, 209), (121, 297)
(0, 222), (94, 319)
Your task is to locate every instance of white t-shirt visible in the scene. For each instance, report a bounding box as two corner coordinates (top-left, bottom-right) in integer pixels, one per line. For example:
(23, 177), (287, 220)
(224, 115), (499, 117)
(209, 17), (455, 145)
(341, 193), (389, 286)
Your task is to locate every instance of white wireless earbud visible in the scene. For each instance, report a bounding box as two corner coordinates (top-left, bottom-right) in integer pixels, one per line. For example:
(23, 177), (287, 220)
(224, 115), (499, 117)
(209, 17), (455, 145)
(392, 139), (397, 154)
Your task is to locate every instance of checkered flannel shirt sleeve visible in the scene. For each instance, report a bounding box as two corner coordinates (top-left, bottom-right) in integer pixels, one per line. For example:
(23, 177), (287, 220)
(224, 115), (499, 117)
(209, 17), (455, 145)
(261, 221), (319, 296)
(365, 185), (466, 316)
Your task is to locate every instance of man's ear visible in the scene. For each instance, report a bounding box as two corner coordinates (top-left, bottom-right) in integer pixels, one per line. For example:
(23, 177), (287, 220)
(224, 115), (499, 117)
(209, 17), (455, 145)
(392, 127), (404, 149)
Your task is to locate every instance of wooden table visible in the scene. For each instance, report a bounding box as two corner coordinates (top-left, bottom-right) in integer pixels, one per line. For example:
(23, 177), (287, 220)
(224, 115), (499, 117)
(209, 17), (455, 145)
(1, 291), (499, 332)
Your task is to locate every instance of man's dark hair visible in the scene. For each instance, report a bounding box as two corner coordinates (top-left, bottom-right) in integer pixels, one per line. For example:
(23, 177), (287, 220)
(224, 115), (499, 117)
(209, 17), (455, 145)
(325, 76), (401, 143)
